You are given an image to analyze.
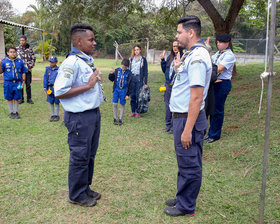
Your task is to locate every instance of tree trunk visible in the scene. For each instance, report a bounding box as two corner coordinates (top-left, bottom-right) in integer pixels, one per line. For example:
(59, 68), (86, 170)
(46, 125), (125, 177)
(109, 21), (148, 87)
(197, 0), (245, 75)
(197, 0), (245, 35)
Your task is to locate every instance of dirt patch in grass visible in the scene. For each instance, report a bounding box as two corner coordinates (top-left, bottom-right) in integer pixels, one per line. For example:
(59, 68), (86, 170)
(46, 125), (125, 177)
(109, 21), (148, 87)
(233, 148), (247, 157)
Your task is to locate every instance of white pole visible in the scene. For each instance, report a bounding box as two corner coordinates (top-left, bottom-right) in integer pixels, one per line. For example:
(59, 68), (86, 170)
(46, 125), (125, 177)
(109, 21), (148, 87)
(259, 0), (276, 223)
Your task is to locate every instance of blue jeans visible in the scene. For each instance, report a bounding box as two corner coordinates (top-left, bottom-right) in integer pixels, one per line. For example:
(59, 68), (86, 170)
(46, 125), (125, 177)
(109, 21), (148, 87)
(164, 83), (173, 131)
(130, 76), (142, 113)
(208, 80), (232, 140)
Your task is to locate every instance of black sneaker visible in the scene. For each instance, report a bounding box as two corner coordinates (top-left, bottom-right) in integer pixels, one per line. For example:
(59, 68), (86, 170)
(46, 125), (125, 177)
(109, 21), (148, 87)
(165, 198), (177, 207)
(69, 197), (97, 207)
(164, 128), (170, 133)
(118, 119), (123, 125)
(113, 119), (118, 125)
(53, 115), (60, 122)
(27, 99), (34, 104)
(86, 190), (101, 200)
(205, 137), (218, 143)
(18, 100), (24, 104)
(14, 112), (21, 119)
(9, 113), (15, 119)
(164, 206), (195, 217)
(49, 115), (55, 122)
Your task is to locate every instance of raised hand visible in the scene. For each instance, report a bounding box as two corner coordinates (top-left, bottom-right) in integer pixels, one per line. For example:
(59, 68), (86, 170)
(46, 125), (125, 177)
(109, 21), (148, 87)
(110, 67), (114, 74)
(174, 52), (181, 73)
(160, 50), (166, 60)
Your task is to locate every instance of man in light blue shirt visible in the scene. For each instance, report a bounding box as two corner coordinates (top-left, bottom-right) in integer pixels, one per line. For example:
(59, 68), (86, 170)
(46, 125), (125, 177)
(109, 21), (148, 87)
(164, 16), (212, 217)
(54, 23), (103, 207)
(205, 33), (236, 143)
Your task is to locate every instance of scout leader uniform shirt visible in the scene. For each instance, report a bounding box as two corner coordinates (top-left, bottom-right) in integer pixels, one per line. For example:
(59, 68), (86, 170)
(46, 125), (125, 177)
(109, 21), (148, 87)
(54, 49), (103, 113)
(212, 49), (236, 80)
(170, 44), (212, 113)
(1, 57), (28, 81)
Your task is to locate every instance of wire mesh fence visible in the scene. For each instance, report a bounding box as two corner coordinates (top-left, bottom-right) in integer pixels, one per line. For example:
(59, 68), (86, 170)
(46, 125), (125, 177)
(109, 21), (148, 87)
(116, 38), (280, 64)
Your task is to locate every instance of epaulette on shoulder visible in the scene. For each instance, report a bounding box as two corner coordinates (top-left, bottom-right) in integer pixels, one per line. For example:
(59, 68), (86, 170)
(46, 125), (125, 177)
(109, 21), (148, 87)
(64, 55), (78, 65)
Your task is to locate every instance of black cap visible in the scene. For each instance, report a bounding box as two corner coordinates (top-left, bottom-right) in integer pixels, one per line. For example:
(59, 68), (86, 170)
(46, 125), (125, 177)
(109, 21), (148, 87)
(121, 59), (130, 67)
(216, 33), (231, 42)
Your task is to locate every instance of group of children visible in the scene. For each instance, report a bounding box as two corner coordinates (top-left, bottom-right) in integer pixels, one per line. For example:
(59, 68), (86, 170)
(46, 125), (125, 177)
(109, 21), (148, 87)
(1, 46), (136, 124)
(1, 46), (60, 121)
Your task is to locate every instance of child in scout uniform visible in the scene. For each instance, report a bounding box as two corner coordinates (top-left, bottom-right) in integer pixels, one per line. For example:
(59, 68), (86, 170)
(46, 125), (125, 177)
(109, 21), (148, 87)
(108, 59), (132, 125)
(43, 56), (60, 122)
(0, 46), (28, 119)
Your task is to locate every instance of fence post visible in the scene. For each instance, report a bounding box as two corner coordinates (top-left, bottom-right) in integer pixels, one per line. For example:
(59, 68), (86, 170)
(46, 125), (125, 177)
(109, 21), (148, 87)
(114, 41), (118, 65)
(146, 38), (149, 59)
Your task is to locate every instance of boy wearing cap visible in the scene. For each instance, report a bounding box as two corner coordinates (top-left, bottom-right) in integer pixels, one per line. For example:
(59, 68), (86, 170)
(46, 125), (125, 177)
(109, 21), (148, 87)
(205, 33), (236, 143)
(43, 56), (60, 122)
(0, 46), (28, 119)
(108, 59), (132, 125)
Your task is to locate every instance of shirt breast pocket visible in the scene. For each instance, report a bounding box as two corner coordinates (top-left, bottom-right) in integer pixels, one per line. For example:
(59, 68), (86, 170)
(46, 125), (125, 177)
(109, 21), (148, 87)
(81, 74), (90, 84)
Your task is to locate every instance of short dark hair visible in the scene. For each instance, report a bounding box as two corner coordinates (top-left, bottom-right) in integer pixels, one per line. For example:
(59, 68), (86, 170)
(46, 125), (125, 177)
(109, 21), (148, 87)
(20, 35), (27, 40)
(121, 58), (130, 67)
(7, 46), (17, 52)
(177, 16), (201, 36)
(70, 23), (93, 37)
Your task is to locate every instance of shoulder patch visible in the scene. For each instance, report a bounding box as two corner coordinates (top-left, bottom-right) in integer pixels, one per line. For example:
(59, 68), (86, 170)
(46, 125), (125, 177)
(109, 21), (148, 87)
(191, 60), (201, 65)
(63, 67), (74, 74)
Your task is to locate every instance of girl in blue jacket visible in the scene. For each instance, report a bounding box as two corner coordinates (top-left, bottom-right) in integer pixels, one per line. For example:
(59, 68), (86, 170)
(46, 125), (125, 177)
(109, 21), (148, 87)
(160, 40), (181, 133)
(129, 45), (148, 119)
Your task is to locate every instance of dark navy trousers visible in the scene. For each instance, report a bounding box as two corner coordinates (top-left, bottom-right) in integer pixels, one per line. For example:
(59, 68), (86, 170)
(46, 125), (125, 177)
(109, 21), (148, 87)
(164, 83), (173, 131)
(64, 108), (101, 202)
(173, 111), (208, 214)
(130, 75), (141, 113)
(208, 80), (231, 140)
(21, 71), (32, 100)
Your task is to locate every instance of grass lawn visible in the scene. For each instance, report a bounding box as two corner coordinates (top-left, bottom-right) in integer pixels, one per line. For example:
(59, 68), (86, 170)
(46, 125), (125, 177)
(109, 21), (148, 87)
(0, 58), (279, 223)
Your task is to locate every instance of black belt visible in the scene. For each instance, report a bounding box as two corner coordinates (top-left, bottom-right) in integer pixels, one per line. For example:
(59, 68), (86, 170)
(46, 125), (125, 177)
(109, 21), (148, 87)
(132, 74), (139, 76)
(173, 109), (205, 118)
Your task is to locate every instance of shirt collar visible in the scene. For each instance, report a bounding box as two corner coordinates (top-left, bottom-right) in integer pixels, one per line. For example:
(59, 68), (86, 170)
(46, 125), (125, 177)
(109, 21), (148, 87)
(71, 46), (94, 62)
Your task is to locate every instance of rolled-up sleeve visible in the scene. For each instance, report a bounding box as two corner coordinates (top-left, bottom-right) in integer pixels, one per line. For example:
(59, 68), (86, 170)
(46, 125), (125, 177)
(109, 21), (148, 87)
(54, 63), (75, 97)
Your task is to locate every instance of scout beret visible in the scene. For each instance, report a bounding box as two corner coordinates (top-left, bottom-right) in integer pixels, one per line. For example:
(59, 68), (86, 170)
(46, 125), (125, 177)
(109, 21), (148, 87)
(216, 33), (231, 42)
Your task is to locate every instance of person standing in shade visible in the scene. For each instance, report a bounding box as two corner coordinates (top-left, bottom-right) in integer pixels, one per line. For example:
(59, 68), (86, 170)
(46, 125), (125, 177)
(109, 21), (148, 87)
(43, 56), (60, 122)
(160, 40), (181, 134)
(54, 23), (103, 207)
(204, 33), (236, 143)
(129, 45), (148, 119)
(17, 35), (36, 104)
(164, 16), (212, 217)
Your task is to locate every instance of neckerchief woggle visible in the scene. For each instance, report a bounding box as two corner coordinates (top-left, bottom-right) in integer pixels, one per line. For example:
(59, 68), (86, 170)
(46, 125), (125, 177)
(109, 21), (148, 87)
(68, 47), (107, 102)
(171, 39), (207, 85)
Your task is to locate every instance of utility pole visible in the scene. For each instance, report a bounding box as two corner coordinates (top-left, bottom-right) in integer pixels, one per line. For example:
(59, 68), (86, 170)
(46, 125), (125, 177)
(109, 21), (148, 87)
(259, 0), (276, 223)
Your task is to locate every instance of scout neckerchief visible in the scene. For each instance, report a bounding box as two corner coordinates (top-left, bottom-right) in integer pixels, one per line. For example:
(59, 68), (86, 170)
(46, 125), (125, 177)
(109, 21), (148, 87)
(171, 39), (207, 85)
(214, 47), (231, 64)
(214, 47), (231, 76)
(117, 68), (128, 89)
(68, 48), (107, 102)
(10, 57), (19, 80)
